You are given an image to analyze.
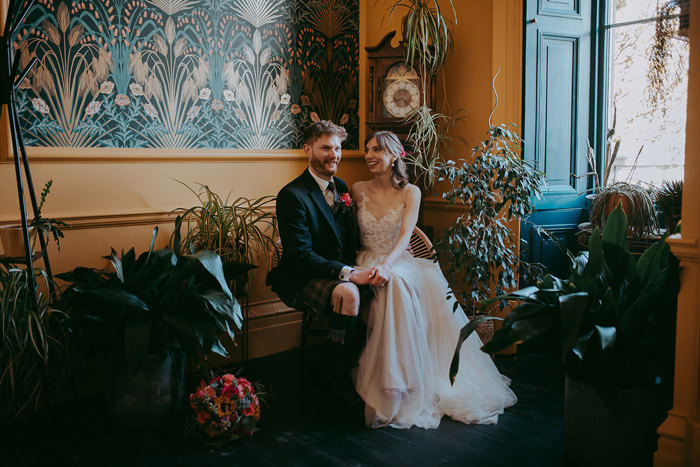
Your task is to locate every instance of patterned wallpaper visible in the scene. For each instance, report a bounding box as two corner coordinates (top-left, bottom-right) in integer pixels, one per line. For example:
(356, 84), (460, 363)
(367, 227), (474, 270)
(14, 0), (359, 150)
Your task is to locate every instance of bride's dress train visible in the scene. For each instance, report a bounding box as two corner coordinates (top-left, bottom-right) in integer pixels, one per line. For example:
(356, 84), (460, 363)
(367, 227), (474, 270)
(353, 191), (517, 429)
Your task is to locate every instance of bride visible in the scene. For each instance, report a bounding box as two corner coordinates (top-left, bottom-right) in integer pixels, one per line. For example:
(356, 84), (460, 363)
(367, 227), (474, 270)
(351, 131), (517, 429)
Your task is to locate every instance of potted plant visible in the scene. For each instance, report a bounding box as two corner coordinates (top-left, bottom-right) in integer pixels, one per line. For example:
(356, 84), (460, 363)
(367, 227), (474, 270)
(435, 124), (546, 329)
(57, 227), (242, 427)
(656, 179), (682, 232)
(589, 182), (658, 239)
(387, 0), (457, 189)
(0, 180), (68, 258)
(0, 264), (68, 424)
(453, 206), (680, 465)
(171, 182), (278, 297)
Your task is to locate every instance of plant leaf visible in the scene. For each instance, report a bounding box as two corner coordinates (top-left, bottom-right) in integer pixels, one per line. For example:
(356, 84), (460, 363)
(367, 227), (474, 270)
(449, 316), (502, 384)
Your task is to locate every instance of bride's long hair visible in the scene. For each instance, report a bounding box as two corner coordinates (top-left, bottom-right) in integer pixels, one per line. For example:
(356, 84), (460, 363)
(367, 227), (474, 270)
(365, 131), (409, 190)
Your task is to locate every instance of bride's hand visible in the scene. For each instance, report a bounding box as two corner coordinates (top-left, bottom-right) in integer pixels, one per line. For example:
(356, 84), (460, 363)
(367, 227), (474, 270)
(349, 268), (376, 285)
(370, 264), (390, 287)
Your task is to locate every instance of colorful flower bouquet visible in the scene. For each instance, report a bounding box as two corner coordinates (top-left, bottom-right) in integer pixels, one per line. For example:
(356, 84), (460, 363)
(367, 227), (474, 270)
(188, 373), (261, 443)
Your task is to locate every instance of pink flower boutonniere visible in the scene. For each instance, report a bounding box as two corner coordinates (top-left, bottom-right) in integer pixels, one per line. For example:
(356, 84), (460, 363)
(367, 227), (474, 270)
(336, 193), (353, 215)
(339, 193), (352, 207)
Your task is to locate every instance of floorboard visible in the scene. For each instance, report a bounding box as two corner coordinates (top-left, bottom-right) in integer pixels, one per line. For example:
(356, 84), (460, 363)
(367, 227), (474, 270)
(4, 349), (565, 466)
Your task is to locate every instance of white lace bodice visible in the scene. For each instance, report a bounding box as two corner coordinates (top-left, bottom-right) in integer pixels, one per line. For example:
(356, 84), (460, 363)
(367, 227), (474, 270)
(357, 191), (405, 255)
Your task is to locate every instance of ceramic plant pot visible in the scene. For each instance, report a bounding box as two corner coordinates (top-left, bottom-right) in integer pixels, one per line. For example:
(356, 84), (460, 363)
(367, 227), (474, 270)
(0, 225), (36, 258)
(106, 349), (186, 429)
(564, 376), (664, 467)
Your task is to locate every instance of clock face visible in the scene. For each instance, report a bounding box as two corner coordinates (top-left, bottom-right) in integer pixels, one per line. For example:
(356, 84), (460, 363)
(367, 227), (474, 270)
(383, 79), (420, 118)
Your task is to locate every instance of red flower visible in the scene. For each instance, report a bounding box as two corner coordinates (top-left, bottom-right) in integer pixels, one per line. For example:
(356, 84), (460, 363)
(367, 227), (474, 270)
(339, 193), (352, 207)
(197, 411), (211, 424)
(222, 384), (238, 398)
(222, 374), (236, 385)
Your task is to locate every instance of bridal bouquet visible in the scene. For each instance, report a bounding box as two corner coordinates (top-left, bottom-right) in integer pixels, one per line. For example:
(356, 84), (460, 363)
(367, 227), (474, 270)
(188, 373), (261, 442)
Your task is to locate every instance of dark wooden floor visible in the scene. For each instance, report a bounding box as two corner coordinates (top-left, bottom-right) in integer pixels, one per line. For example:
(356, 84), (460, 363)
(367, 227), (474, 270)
(5, 348), (565, 467)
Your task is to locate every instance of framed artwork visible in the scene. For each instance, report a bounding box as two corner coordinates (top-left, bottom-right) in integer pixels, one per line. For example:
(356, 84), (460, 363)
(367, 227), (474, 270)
(13, 0), (360, 150)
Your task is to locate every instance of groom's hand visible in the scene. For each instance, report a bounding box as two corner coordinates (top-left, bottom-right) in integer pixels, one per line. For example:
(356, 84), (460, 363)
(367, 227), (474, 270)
(349, 268), (376, 285)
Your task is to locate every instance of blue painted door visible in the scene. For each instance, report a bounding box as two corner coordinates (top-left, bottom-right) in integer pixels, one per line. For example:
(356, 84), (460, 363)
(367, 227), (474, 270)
(521, 0), (593, 279)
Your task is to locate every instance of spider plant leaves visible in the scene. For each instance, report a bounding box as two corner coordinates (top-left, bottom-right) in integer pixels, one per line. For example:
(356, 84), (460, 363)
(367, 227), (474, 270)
(1, 264), (68, 423)
(388, 0), (456, 77)
(170, 182), (278, 281)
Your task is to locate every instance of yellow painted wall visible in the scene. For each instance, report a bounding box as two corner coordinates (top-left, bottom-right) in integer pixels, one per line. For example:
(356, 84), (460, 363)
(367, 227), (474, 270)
(655, 0), (700, 464)
(0, 0), (522, 361)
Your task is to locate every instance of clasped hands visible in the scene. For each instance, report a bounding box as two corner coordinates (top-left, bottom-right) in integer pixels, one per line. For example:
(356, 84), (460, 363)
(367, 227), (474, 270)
(350, 265), (391, 287)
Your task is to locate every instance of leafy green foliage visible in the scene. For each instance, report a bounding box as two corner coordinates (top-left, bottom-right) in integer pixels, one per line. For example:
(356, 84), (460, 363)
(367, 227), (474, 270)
(404, 107), (461, 189)
(57, 227), (242, 373)
(470, 206), (680, 396)
(436, 124), (546, 312)
(388, 0), (456, 83)
(30, 180), (70, 251)
(590, 182), (658, 239)
(656, 179), (682, 232)
(170, 182), (278, 293)
(0, 265), (68, 423)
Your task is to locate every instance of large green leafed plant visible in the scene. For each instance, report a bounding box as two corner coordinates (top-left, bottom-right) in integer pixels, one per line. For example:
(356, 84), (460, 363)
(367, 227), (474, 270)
(436, 124), (546, 313)
(453, 206), (680, 403)
(58, 227), (242, 372)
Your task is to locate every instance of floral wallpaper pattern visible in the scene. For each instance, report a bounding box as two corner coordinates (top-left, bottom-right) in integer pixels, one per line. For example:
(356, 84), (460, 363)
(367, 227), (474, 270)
(15, 0), (359, 149)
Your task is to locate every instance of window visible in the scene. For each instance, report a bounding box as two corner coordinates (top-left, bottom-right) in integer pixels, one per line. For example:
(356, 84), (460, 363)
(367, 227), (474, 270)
(602, 0), (690, 186)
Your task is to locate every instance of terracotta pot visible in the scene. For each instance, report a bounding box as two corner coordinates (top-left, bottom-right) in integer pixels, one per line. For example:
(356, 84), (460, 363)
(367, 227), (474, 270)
(468, 315), (495, 345)
(604, 193), (633, 219)
(0, 225), (36, 258)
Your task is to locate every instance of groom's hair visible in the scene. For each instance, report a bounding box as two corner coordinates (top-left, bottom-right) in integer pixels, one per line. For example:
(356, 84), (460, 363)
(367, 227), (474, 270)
(303, 120), (347, 145)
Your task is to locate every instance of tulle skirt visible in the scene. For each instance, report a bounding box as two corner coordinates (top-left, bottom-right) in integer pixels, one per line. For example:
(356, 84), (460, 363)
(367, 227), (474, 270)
(354, 250), (517, 429)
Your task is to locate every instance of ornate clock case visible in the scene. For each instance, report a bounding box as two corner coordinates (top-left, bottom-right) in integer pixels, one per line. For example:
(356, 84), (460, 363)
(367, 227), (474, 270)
(365, 31), (435, 138)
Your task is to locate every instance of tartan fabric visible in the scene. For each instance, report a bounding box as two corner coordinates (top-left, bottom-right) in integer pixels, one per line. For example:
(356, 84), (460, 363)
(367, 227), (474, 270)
(277, 277), (343, 316)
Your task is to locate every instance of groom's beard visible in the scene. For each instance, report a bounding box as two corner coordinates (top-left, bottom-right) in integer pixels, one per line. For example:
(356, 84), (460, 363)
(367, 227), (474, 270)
(309, 148), (340, 178)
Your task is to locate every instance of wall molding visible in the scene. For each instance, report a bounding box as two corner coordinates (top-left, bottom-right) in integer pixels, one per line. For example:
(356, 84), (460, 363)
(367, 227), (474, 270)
(667, 235), (699, 263)
(0, 147), (367, 164)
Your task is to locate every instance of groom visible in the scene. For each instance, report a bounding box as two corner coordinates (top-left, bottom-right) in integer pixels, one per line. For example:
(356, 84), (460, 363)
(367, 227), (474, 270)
(267, 120), (374, 401)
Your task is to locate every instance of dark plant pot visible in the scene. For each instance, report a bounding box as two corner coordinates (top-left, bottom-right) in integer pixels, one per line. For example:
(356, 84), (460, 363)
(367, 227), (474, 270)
(107, 349), (185, 429)
(564, 376), (662, 467)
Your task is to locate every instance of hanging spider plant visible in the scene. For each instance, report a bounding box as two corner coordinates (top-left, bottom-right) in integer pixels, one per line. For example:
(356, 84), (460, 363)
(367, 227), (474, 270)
(388, 0), (456, 103)
(170, 182), (279, 293)
(404, 106), (460, 189)
(387, 0), (457, 189)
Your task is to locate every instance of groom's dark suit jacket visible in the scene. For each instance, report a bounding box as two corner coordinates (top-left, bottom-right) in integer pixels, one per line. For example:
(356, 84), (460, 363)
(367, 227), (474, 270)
(267, 168), (358, 298)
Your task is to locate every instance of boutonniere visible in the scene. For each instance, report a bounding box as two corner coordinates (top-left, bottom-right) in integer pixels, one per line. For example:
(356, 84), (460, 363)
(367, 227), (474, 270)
(336, 193), (353, 214)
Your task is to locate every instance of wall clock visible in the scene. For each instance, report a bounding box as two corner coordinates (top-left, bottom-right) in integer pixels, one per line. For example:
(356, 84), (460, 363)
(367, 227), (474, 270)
(365, 31), (434, 137)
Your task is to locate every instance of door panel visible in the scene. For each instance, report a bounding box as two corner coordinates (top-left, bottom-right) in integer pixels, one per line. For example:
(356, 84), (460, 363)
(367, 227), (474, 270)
(522, 0), (592, 279)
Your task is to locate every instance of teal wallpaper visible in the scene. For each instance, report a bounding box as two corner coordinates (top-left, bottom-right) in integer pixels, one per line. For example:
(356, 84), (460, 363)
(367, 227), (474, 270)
(15, 0), (360, 149)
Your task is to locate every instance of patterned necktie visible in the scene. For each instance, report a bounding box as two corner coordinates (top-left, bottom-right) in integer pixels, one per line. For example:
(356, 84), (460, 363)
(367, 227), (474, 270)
(325, 181), (336, 208)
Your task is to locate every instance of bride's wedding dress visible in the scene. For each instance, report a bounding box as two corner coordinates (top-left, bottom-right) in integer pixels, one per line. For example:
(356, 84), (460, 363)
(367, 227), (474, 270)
(353, 190), (517, 429)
